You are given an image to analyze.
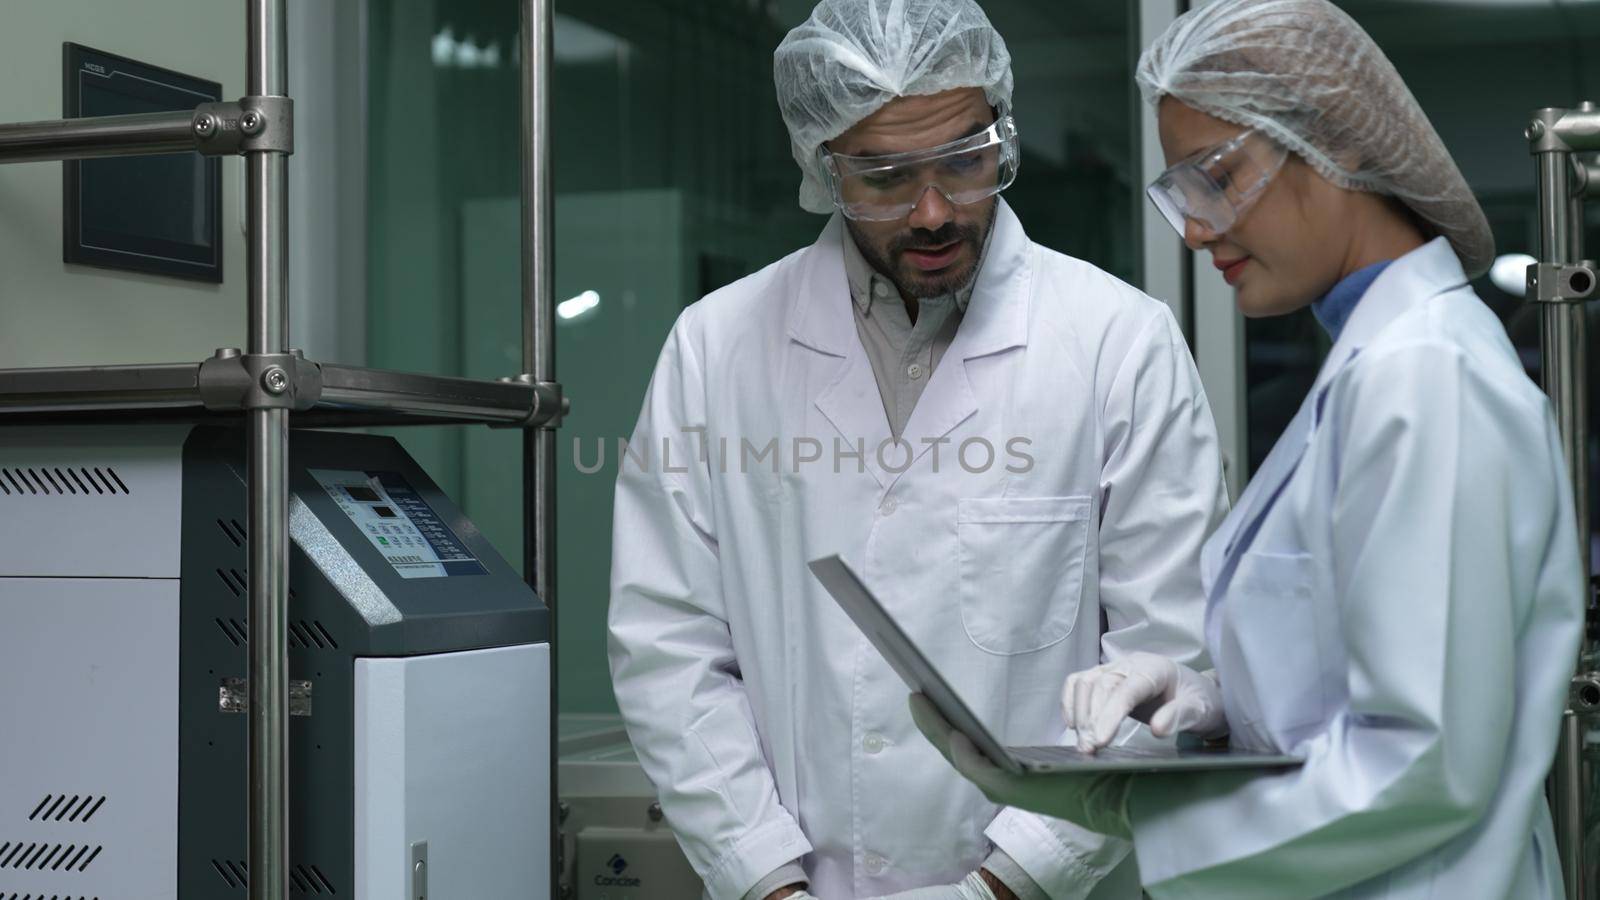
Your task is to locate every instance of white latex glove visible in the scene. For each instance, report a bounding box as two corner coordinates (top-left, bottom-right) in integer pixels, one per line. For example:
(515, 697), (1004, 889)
(867, 870), (997, 900)
(1062, 652), (1226, 753)
(909, 693), (1133, 839)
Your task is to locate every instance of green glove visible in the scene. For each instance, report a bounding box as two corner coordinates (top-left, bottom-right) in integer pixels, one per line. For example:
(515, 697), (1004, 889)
(909, 693), (1134, 839)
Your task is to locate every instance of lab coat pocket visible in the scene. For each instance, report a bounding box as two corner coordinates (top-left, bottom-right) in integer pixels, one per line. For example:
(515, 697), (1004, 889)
(1226, 550), (1327, 736)
(957, 496), (1091, 655)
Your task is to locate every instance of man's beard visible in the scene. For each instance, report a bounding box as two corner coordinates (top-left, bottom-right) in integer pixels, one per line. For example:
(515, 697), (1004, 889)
(847, 201), (997, 300)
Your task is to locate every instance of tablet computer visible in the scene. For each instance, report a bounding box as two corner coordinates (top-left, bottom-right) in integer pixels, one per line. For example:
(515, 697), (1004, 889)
(808, 554), (1303, 776)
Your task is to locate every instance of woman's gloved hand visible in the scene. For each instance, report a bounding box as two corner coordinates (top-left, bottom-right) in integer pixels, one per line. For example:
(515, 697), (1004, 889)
(908, 693), (1133, 839)
(866, 870), (999, 899)
(1062, 652), (1226, 753)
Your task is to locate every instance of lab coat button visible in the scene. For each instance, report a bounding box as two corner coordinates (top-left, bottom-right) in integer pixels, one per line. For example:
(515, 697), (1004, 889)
(881, 499), (897, 516)
(863, 733), (886, 754)
(907, 363), (923, 380)
(864, 854), (887, 875)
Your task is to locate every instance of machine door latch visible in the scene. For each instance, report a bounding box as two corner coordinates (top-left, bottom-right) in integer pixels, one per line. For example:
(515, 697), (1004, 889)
(410, 840), (429, 900)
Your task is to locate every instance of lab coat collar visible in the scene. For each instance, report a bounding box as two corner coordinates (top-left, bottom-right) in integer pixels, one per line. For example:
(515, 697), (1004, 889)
(787, 198), (1030, 361)
(793, 200), (1032, 491)
(1310, 237), (1470, 397)
(1203, 237), (1470, 595)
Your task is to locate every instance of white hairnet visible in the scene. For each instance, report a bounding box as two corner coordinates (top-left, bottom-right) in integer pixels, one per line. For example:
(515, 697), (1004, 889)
(774, 0), (1014, 214)
(1137, 0), (1494, 276)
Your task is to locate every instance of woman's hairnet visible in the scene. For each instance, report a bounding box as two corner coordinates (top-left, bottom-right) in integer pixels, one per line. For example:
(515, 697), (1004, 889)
(1137, 0), (1495, 276)
(774, 0), (1014, 214)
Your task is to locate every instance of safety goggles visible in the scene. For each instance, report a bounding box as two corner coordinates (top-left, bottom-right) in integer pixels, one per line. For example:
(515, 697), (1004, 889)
(817, 114), (1020, 222)
(1146, 129), (1288, 237)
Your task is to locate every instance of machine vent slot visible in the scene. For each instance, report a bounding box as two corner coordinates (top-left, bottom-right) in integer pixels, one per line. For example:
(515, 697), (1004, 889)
(216, 618), (243, 646)
(222, 619), (336, 651)
(0, 842), (102, 871)
(63, 467), (92, 494)
(212, 860), (338, 894)
(216, 568), (249, 598)
(306, 865), (337, 893)
(293, 620), (334, 650)
(218, 519), (244, 547)
(310, 621), (338, 649)
(0, 466), (128, 497)
(25, 796), (103, 824)
(212, 858), (242, 888)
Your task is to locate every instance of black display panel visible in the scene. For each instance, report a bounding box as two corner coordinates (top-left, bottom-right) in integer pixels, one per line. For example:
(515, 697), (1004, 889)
(62, 43), (223, 282)
(312, 469), (490, 579)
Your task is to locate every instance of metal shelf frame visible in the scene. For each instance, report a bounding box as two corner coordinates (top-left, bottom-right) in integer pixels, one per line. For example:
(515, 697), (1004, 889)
(0, 2), (561, 898)
(1528, 102), (1600, 900)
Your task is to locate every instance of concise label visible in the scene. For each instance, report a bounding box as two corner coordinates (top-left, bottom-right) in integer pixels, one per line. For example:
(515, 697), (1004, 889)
(311, 469), (486, 579)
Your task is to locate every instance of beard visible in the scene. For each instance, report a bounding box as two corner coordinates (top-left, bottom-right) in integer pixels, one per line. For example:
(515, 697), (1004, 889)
(846, 201), (997, 300)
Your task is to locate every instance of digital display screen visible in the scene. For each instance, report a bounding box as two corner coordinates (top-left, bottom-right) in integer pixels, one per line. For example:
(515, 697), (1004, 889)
(81, 87), (212, 248)
(312, 469), (487, 580)
(63, 44), (222, 282)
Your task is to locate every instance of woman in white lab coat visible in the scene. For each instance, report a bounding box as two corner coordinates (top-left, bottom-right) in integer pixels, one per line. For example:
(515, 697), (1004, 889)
(910, 1), (1586, 897)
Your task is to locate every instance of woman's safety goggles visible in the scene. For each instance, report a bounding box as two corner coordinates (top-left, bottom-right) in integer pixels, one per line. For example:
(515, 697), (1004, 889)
(818, 115), (1020, 222)
(1146, 129), (1288, 237)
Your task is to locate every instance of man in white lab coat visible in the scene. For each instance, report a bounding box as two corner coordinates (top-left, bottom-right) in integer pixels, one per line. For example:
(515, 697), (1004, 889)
(607, 1), (1229, 898)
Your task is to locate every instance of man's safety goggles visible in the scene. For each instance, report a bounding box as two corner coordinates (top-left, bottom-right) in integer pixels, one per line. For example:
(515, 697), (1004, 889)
(1146, 129), (1288, 237)
(818, 115), (1020, 222)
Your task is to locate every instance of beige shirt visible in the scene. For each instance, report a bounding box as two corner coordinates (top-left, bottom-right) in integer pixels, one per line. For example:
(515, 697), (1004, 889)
(842, 232), (973, 442)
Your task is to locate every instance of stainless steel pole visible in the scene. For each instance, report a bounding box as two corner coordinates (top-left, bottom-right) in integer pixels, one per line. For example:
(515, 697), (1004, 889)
(520, 0), (558, 894)
(1536, 108), (1590, 900)
(1556, 710), (1587, 900)
(521, 0), (555, 577)
(0, 110), (197, 163)
(247, 0), (291, 898)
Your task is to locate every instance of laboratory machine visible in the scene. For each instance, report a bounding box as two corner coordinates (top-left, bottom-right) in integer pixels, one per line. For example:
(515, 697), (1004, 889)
(0, 424), (551, 898)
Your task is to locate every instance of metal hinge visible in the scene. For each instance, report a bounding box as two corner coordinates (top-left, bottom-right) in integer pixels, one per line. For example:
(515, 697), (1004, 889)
(219, 677), (313, 716)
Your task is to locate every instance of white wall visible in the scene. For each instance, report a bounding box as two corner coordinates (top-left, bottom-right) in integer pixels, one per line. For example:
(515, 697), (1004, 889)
(0, 0), (249, 369)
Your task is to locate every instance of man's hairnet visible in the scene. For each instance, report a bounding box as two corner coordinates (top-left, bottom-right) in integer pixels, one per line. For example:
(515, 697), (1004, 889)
(1137, 0), (1495, 276)
(774, 0), (1014, 215)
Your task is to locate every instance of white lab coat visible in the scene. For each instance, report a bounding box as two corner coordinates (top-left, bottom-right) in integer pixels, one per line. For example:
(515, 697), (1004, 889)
(1129, 237), (1585, 899)
(608, 201), (1228, 899)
